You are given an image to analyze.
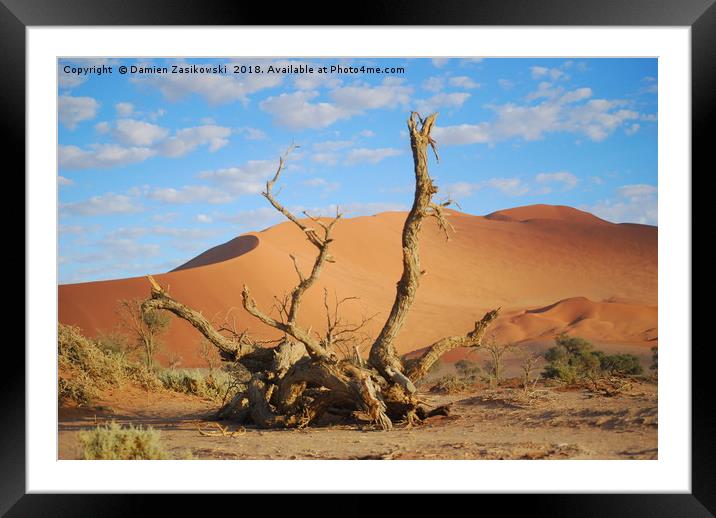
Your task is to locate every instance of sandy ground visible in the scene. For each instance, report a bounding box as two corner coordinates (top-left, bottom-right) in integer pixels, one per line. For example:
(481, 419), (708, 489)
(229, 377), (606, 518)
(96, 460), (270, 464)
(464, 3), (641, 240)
(59, 380), (657, 460)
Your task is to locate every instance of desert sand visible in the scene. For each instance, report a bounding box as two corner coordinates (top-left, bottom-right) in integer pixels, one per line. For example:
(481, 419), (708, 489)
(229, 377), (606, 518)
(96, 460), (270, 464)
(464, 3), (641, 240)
(58, 204), (657, 367)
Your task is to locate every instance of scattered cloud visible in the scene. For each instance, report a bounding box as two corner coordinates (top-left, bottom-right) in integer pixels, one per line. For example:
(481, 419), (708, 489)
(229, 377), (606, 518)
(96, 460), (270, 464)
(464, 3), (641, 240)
(115, 102), (134, 117)
(113, 119), (169, 146)
(587, 184), (657, 225)
(235, 126), (267, 140)
(58, 175), (73, 186)
(531, 66), (566, 81)
(147, 185), (233, 205)
(345, 147), (402, 165)
(435, 86), (640, 146)
(449, 76), (480, 89)
(131, 62), (283, 104)
(498, 78), (515, 90)
(303, 177), (340, 192)
(416, 92), (471, 114)
(260, 78), (412, 129)
(197, 159), (277, 197)
(61, 193), (143, 216)
(60, 123), (232, 169)
(59, 144), (156, 169)
(196, 214), (212, 223)
(535, 171), (578, 191)
(58, 95), (99, 130)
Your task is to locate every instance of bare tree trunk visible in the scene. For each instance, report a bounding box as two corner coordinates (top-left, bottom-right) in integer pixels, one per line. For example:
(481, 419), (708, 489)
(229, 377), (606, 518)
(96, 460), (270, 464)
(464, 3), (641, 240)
(368, 112), (442, 393)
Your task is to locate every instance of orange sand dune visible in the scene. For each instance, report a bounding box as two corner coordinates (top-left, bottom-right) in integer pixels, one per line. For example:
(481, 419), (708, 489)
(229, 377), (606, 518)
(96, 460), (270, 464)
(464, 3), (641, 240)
(58, 205), (657, 367)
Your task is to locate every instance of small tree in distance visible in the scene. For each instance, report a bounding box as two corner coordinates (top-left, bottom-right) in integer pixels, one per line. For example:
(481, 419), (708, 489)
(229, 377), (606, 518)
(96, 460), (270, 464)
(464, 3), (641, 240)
(118, 298), (170, 370)
(482, 336), (513, 388)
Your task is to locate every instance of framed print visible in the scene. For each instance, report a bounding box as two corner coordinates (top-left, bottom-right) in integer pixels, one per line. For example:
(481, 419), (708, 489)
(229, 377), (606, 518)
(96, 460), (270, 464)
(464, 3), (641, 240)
(6, 0), (712, 514)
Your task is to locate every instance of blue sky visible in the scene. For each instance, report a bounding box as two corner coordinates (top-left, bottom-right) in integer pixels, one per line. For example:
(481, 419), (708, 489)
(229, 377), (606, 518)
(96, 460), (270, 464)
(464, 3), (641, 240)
(58, 57), (657, 284)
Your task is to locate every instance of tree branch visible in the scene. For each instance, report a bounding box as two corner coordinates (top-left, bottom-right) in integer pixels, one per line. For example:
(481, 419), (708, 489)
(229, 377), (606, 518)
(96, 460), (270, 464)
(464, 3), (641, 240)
(404, 308), (501, 381)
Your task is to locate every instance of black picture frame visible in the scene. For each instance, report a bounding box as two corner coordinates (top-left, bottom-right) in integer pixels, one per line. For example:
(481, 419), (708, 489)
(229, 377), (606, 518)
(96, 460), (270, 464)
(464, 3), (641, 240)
(6, 0), (710, 514)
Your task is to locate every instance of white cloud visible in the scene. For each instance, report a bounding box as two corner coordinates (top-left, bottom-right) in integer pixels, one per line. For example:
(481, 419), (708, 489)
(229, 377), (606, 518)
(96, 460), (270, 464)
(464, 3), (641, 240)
(415, 92), (471, 114)
(259, 90), (350, 130)
(59, 144), (156, 170)
(114, 119), (169, 146)
(236, 126), (267, 140)
(157, 125), (232, 157)
(331, 78), (412, 112)
(345, 147), (402, 165)
(58, 95), (100, 130)
(197, 159), (278, 196)
(61, 193), (143, 216)
(260, 78), (412, 130)
(303, 177), (340, 192)
(95, 121), (110, 134)
(535, 171), (578, 190)
(196, 214), (213, 223)
(152, 212), (179, 223)
(423, 76), (445, 93)
(432, 123), (491, 146)
(587, 184), (657, 225)
(449, 76), (480, 89)
(132, 63), (283, 104)
(61, 123), (232, 169)
(115, 102), (134, 117)
(444, 182), (479, 199)
(486, 178), (530, 196)
(311, 152), (340, 166)
(148, 185), (233, 205)
(444, 177), (530, 199)
(531, 66), (566, 81)
(436, 87), (639, 146)
(431, 58), (450, 68)
(498, 78), (515, 90)
(625, 123), (641, 136)
(58, 176), (73, 186)
(359, 130), (375, 138)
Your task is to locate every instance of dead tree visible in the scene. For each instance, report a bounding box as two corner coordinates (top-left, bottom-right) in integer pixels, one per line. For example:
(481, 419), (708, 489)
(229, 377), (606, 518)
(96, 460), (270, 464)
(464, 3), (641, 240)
(142, 112), (500, 430)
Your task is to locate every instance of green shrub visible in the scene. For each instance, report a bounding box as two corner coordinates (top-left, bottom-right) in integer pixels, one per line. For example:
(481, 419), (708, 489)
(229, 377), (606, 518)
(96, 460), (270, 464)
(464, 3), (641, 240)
(79, 422), (167, 460)
(542, 333), (643, 385)
(598, 352), (643, 376)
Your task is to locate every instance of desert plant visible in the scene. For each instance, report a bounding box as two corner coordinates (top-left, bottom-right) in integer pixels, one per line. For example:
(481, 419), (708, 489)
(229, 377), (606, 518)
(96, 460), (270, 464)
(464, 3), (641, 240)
(598, 352), (643, 376)
(519, 350), (543, 391)
(58, 324), (161, 405)
(430, 375), (469, 394)
(158, 368), (239, 402)
(650, 345), (658, 372)
(542, 333), (643, 389)
(542, 334), (601, 385)
(455, 359), (481, 382)
(482, 337), (513, 387)
(79, 421), (167, 460)
(118, 298), (170, 370)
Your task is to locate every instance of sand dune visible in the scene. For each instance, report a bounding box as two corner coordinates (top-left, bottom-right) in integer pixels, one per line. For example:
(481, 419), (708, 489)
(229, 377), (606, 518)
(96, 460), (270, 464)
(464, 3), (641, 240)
(58, 205), (657, 367)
